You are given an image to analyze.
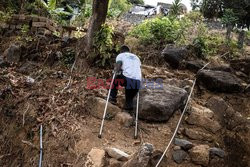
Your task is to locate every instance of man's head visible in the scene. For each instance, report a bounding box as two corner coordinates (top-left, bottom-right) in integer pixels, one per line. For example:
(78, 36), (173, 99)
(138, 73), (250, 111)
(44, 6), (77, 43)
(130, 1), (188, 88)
(120, 45), (130, 53)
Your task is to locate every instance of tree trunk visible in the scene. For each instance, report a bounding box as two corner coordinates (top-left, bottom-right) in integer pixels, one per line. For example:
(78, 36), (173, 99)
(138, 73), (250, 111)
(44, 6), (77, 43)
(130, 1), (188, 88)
(226, 24), (233, 43)
(85, 0), (109, 54)
(238, 29), (245, 49)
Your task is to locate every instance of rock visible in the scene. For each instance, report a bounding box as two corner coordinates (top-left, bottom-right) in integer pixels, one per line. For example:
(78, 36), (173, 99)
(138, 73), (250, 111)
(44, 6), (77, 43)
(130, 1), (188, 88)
(3, 44), (21, 63)
(116, 112), (133, 127)
(174, 138), (194, 150)
(189, 145), (210, 166)
(206, 96), (247, 130)
(105, 147), (129, 161)
(230, 58), (250, 76)
(206, 96), (228, 117)
(186, 111), (221, 133)
(18, 61), (39, 75)
(86, 97), (121, 119)
(109, 158), (123, 167)
(173, 146), (181, 150)
(184, 128), (213, 142)
(191, 105), (214, 119)
(148, 150), (168, 167)
(172, 149), (188, 164)
(197, 70), (242, 93)
(208, 64), (233, 72)
(209, 147), (225, 158)
(185, 60), (204, 72)
(162, 46), (188, 68)
(122, 143), (154, 167)
(0, 57), (10, 68)
(139, 84), (188, 122)
(26, 76), (35, 84)
(85, 148), (106, 167)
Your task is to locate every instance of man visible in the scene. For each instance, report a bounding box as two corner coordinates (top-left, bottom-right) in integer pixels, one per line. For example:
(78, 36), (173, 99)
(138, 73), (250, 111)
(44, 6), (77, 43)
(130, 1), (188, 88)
(109, 45), (141, 111)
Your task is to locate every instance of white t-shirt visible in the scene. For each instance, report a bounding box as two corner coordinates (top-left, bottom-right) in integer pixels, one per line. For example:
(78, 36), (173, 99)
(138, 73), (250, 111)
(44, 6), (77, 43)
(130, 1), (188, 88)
(116, 52), (142, 81)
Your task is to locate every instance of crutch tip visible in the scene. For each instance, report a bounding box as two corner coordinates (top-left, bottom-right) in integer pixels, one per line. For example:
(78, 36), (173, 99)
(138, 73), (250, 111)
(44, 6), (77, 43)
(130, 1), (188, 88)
(98, 134), (102, 138)
(134, 136), (138, 139)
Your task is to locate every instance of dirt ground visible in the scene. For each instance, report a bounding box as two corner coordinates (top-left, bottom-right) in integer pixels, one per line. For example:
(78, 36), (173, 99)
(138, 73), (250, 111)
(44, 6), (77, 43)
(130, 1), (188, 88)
(0, 32), (250, 167)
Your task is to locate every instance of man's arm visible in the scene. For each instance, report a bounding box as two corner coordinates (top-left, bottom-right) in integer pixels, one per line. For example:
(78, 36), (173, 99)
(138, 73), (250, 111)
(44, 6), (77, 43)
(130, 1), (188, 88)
(114, 61), (122, 73)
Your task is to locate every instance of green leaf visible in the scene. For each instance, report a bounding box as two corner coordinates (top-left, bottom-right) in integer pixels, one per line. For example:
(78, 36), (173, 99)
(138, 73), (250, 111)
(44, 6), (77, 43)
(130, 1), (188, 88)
(48, 0), (57, 10)
(36, 0), (48, 9)
(66, 4), (74, 13)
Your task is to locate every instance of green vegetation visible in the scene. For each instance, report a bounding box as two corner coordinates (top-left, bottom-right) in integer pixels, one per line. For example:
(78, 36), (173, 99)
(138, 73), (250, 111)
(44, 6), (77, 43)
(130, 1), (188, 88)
(170, 0), (183, 17)
(91, 24), (117, 66)
(185, 11), (204, 23)
(127, 0), (144, 5)
(221, 9), (238, 26)
(0, 10), (14, 22)
(130, 16), (192, 45)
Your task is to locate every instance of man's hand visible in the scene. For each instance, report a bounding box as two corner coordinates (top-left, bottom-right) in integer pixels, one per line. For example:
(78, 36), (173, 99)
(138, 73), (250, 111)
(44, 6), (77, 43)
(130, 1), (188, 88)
(114, 62), (122, 74)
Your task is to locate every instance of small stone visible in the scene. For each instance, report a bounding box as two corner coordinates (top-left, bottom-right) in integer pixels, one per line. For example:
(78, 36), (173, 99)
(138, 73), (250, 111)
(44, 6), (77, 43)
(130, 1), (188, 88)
(184, 128), (213, 142)
(26, 76), (35, 84)
(173, 146), (181, 150)
(3, 44), (21, 63)
(174, 138), (194, 150)
(148, 150), (168, 167)
(186, 111), (221, 133)
(191, 105), (214, 119)
(109, 158), (123, 167)
(122, 143), (154, 167)
(209, 147), (225, 158)
(172, 149), (188, 164)
(116, 112), (133, 127)
(189, 145), (210, 166)
(105, 147), (129, 161)
(85, 148), (106, 167)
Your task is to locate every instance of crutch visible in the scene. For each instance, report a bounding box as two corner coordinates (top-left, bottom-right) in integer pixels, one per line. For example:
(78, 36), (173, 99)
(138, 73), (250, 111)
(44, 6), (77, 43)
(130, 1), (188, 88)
(98, 72), (116, 138)
(134, 92), (139, 139)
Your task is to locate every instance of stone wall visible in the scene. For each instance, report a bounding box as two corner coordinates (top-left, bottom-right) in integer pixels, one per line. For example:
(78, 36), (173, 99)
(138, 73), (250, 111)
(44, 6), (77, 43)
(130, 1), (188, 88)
(0, 14), (60, 35)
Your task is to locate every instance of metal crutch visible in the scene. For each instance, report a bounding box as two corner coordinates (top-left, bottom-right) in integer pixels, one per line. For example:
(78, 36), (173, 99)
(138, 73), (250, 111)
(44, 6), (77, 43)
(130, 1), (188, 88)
(98, 72), (116, 138)
(134, 92), (139, 139)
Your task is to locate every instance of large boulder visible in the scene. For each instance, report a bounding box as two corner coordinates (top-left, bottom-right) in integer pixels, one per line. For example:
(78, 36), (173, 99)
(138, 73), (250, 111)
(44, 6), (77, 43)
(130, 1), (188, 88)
(197, 70), (242, 93)
(162, 46), (188, 68)
(86, 97), (121, 119)
(139, 84), (188, 122)
(3, 44), (21, 63)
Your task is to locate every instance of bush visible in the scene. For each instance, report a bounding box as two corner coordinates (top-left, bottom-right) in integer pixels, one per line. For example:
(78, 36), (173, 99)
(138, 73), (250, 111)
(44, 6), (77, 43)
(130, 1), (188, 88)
(186, 11), (204, 23)
(127, 0), (144, 5)
(192, 23), (240, 58)
(130, 17), (192, 45)
(91, 24), (116, 66)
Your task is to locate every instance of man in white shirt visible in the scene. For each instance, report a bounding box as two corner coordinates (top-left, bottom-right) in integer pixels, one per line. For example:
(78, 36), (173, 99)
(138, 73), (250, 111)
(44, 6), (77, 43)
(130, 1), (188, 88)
(110, 45), (141, 111)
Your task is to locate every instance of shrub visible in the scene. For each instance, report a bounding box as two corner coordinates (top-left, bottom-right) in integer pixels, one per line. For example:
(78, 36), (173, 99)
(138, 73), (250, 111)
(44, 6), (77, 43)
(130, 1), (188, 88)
(128, 0), (144, 5)
(186, 11), (204, 23)
(192, 23), (239, 58)
(130, 17), (192, 45)
(91, 24), (116, 67)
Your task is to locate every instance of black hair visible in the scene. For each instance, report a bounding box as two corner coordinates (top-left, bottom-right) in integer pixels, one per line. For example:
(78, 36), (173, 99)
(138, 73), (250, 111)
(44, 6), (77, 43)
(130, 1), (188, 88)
(120, 45), (130, 53)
